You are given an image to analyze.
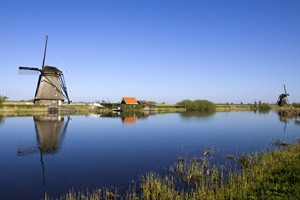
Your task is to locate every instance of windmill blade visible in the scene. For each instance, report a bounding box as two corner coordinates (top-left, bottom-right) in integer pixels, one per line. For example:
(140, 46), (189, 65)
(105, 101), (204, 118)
(19, 66), (41, 71)
(42, 35), (48, 68)
(286, 96), (289, 104)
(59, 73), (71, 103)
(19, 66), (41, 75)
(283, 121), (287, 133)
(283, 84), (287, 95)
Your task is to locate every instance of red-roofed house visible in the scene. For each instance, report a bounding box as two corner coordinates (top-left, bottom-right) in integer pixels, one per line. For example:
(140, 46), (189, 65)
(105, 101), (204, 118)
(121, 97), (139, 105)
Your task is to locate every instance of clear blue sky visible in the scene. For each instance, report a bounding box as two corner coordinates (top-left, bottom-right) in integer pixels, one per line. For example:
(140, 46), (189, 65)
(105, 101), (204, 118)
(1, 0), (299, 104)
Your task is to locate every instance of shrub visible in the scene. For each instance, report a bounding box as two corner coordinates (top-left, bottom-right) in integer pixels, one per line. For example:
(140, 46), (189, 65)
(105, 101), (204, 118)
(194, 99), (216, 112)
(176, 99), (198, 110)
(177, 99), (215, 112)
(258, 103), (271, 111)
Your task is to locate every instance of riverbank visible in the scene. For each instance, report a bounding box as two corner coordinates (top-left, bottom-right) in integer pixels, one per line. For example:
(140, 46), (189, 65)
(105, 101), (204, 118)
(0, 102), (108, 116)
(215, 103), (260, 111)
(45, 140), (300, 200)
(0, 102), (186, 116)
(1, 102), (300, 117)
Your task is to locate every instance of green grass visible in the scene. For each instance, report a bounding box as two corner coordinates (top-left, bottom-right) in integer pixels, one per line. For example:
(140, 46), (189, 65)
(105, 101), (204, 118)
(215, 104), (255, 111)
(45, 140), (300, 200)
(0, 104), (48, 116)
(292, 103), (300, 108)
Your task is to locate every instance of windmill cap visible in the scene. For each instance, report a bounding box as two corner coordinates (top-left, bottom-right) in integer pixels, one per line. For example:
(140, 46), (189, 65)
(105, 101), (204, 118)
(42, 66), (62, 73)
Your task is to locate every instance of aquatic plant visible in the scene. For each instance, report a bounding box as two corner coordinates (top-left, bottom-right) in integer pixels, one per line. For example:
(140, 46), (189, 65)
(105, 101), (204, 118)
(46, 141), (300, 200)
(44, 188), (119, 200)
(135, 141), (300, 200)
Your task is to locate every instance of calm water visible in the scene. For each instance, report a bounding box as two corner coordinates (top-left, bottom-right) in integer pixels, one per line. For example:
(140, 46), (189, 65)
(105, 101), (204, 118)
(0, 111), (299, 199)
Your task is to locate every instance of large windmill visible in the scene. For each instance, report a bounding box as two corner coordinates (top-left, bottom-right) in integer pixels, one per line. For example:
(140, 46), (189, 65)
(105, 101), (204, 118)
(277, 84), (289, 107)
(19, 36), (70, 106)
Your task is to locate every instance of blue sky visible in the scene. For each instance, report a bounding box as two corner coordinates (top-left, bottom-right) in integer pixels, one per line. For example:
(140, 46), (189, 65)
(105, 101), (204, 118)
(1, 0), (299, 104)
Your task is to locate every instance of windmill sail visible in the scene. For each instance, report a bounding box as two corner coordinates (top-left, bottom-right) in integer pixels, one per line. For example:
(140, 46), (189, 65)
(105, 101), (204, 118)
(18, 66), (41, 75)
(42, 35), (48, 68)
(19, 67), (41, 71)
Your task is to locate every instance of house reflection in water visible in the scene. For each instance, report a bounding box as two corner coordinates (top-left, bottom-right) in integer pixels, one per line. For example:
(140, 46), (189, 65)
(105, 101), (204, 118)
(100, 111), (150, 124)
(122, 116), (138, 124)
(121, 112), (150, 124)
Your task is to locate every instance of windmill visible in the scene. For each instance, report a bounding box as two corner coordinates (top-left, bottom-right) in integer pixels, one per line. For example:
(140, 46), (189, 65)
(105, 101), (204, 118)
(19, 36), (70, 106)
(277, 84), (289, 107)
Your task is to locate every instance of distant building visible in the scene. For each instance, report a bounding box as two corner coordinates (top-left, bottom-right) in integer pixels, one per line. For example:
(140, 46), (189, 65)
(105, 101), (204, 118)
(121, 97), (139, 105)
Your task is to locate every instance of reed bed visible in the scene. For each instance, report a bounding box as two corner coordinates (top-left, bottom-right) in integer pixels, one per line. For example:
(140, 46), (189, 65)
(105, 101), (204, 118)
(45, 140), (300, 200)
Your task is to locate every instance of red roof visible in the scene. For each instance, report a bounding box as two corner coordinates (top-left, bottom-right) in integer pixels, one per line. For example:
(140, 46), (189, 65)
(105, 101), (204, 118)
(122, 97), (138, 104)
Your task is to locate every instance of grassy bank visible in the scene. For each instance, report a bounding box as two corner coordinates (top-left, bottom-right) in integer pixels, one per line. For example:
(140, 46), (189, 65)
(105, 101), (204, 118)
(0, 102), (186, 116)
(0, 104), (48, 116)
(151, 104), (186, 112)
(132, 140), (300, 200)
(0, 103), (111, 116)
(275, 106), (300, 119)
(215, 104), (264, 111)
(46, 140), (300, 200)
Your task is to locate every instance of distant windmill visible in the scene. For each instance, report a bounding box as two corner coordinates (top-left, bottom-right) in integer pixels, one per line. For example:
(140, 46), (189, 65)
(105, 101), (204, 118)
(277, 84), (289, 107)
(19, 36), (70, 105)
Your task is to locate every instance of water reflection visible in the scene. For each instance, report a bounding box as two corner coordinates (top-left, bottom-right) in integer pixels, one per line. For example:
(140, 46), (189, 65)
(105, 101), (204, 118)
(122, 116), (137, 124)
(256, 109), (271, 114)
(1, 111), (300, 200)
(89, 111), (151, 124)
(180, 111), (216, 118)
(277, 111), (300, 132)
(121, 112), (150, 124)
(17, 114), (70, 185)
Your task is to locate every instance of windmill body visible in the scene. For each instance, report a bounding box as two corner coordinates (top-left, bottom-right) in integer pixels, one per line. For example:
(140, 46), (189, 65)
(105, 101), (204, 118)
(34, 66), (65, 105)
(277, 84), (289, 107)
(19, 36), (70, 106)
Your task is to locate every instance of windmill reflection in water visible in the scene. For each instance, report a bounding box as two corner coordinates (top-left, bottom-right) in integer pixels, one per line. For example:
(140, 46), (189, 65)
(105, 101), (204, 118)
(17, 114), (70, 185)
